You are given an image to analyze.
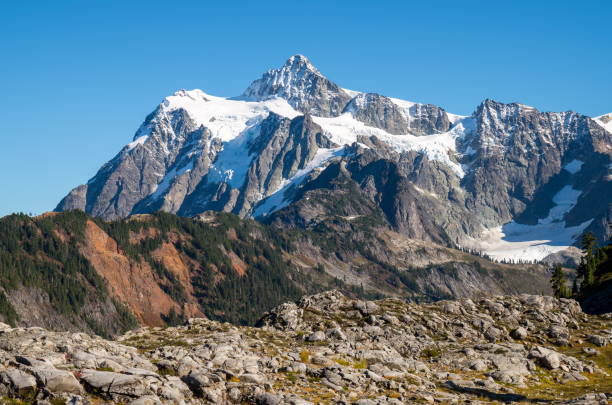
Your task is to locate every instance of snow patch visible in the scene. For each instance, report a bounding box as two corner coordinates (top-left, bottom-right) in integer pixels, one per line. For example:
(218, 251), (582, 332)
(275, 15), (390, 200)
(390, 97), (466, 125)
(126, 134), (149, 151)
(470, 185), (591, 261)
(412, 185), (439, 199)
(312, 114), (472, 177)
(342, 88), (362, 98)
(388, 97), (417, 110)
(207, 125), (260, 189)
(253, 146), (347, 216)
(160, 89), (300, 142)
(594, 113), (612, 134)
(545, 186), (582, 223)
(473, 220), (591, 262)
(447, 112), (468, 125)
(150, 161), (194, 199)
(563, 159), (583, 174)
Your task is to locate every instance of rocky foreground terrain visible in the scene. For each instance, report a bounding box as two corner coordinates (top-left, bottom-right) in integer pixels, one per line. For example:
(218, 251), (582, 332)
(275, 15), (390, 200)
(0, 291), (610, 405)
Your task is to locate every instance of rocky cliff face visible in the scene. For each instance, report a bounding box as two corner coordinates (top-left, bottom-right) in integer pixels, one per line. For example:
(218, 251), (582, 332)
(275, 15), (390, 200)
(343, 93), (451, 136)
(0, 291), (610, 404)
(175, 113), (338, 217)
(459, 100), (612, 227)
(56, 55), (612, 262)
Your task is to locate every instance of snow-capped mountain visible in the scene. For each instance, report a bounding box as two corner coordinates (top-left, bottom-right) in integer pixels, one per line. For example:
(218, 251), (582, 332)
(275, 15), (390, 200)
(56, 55), (612, 262)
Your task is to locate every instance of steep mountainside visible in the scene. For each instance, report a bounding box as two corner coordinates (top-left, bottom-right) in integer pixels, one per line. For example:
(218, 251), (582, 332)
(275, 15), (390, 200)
(0, 211), (551, 337)
(56, 55), (612, 263)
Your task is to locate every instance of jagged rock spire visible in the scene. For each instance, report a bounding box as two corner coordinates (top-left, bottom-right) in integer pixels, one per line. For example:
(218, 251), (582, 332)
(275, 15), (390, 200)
(243, 54), (352, 117)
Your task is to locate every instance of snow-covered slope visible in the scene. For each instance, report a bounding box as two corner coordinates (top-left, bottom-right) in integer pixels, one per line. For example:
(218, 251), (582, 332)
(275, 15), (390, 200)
(470, 185), (593, 261)
(312, 113), (471, 177)
(594, 113), (612, 134)
(150, 89), (301, 141)
(116, 80), (472, 210)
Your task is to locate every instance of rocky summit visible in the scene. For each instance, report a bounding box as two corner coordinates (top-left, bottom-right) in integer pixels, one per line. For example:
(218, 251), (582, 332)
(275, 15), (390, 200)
(0, 291), (610, 405)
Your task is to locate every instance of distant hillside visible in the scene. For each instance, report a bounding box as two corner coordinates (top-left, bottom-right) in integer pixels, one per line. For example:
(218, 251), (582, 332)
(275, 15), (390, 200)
(0, 211), (551, 337)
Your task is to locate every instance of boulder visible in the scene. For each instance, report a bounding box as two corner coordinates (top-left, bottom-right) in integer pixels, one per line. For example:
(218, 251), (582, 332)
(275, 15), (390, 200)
(0, 368), (37, 393)
(587, 334), (608, 347)
(181, 370), (211, 397)
(306, 331), (325, 342)
(530, 347), (562, 370)
(80, 369), (148, 398)
(510, 327), (528, 340)
(31, 367), (83, 394)
(239, 373), (267, 384)
(541, 352), (561, 370)
(484, 326), (504, 342)
(255, 392), (283, 405)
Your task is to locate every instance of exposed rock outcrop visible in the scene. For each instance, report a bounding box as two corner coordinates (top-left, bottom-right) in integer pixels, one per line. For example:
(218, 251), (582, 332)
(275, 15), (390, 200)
(243, 54), (352, 117)
(0, 292), (609, 404)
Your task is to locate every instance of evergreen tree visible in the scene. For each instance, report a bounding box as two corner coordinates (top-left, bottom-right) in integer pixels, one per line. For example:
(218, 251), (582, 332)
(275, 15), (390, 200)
(576, 232), (597, 291)
(572, 276), (579, 295)
(550, 265), (569, 298)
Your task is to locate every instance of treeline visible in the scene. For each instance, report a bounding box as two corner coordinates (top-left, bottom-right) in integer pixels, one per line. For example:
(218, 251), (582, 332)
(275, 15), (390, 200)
(0, 212), (137, 334)
(455, 246), (540, 265)
(550, 232), (612, 301)
(96, 212), (310, 325)
(0, 209), (367, 333)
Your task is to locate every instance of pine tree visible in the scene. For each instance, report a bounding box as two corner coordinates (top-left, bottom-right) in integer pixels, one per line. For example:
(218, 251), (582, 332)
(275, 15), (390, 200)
(576, 232), (596, 292)
(577, 232), (597, 290)
(551, 265), (569, 298)
(572, 276), (579, 295)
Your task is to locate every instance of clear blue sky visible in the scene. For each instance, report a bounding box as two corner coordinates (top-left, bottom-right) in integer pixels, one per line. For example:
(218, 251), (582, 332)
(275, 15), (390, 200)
(1, 0), (610, 216)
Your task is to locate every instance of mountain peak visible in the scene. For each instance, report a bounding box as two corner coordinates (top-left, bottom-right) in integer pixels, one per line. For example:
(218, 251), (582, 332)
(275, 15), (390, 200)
(242, 54), (351, 117)
(476, 98), (541, 115)
(242, 54), (324, 102)
(281, 54), (320, 74)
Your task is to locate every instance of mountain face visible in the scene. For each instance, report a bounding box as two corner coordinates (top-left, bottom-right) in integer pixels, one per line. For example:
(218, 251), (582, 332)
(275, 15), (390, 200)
(56, 55), (612, 262)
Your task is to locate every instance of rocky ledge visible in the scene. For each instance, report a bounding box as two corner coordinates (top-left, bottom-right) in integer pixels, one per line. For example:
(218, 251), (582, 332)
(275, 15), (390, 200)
(0, 291), (610, 405)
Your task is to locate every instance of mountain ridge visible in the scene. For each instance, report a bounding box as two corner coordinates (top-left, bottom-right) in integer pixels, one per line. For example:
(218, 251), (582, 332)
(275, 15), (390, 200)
(56, 55), (612, 262)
